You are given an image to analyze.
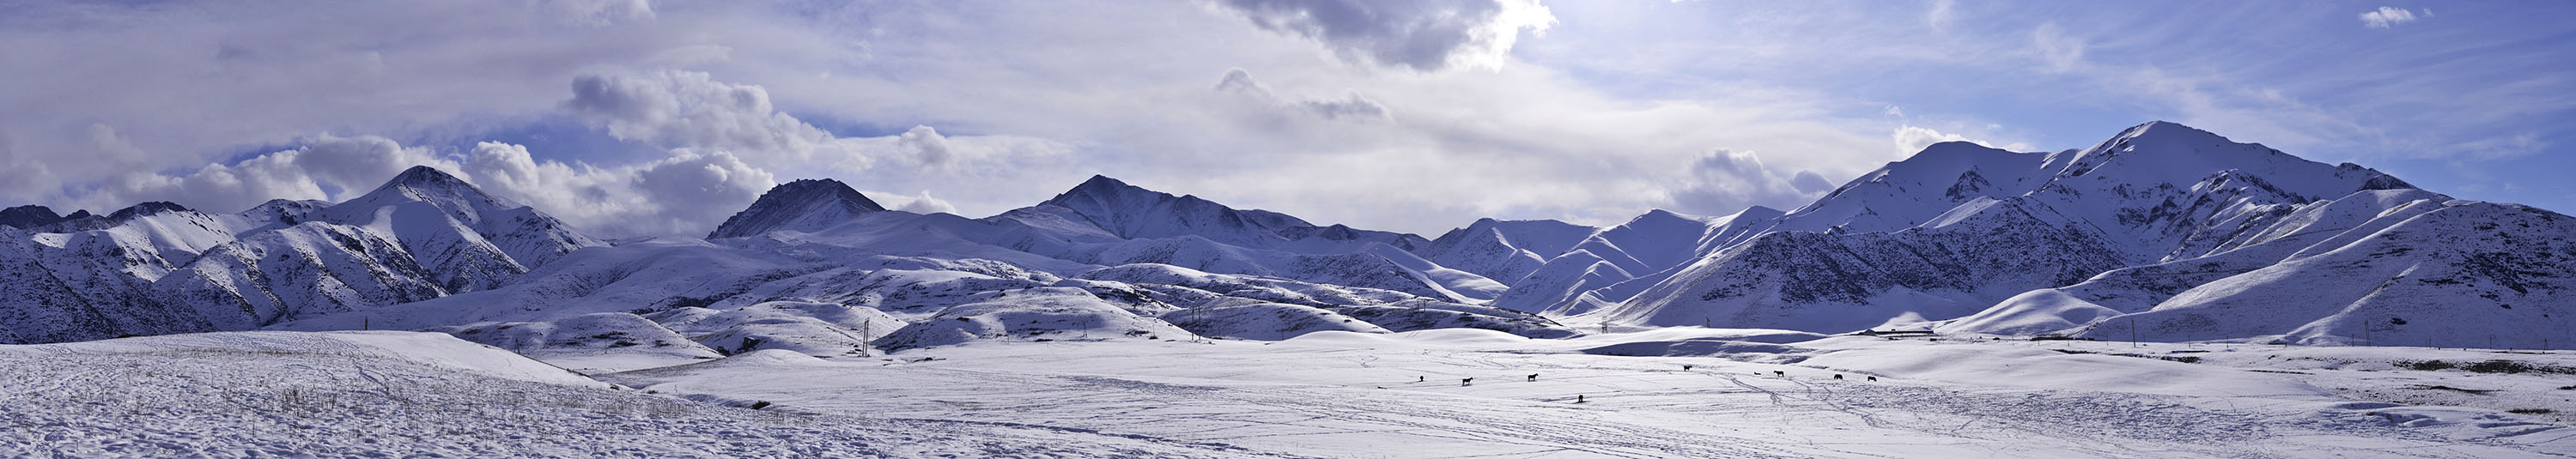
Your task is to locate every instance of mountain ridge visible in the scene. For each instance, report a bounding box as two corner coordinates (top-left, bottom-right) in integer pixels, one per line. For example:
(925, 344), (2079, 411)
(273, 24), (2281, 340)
(1, 121), (2565, 351)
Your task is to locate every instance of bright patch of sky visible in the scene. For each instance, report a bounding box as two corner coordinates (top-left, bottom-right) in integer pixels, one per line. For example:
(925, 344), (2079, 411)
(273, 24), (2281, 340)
(1, 1), (2569, 237)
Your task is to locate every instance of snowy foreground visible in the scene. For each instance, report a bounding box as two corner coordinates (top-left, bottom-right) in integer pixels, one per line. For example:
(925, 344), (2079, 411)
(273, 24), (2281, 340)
(5, 329), (2572, 458)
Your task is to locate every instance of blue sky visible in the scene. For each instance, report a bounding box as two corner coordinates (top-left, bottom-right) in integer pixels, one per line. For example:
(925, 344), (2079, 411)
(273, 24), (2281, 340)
(1, 1), (2569, 237)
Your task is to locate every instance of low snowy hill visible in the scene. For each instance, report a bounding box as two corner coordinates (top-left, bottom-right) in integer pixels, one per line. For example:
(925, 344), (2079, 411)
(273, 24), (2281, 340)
(1416, 218), (1599, 284)
(704, 175), (1506, 303)
(1488, 208), (1782, 316)
(872, 287), (1200, 351)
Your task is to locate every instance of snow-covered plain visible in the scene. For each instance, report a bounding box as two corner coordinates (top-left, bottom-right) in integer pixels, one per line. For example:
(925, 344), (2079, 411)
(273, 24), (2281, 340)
(4, 326), (2572, 456)
(0, 331), (1311, 457)
(595, 328), (2573, 458)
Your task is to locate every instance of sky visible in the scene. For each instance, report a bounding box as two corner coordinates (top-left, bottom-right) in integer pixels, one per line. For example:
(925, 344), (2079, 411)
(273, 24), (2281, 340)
(3, 1), (2572, 238)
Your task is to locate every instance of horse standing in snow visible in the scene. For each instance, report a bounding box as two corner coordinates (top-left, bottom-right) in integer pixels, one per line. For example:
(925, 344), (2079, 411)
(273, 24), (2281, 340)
(1526, 374), (1538, 382)
(1832, 374), (1844, 380)
(1461, 377), (1474, 386)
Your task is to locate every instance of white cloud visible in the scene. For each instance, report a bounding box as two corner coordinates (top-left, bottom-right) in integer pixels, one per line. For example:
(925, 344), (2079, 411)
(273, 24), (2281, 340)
(61, 132), (783, 238)
(896, 126), (956, 166)
(2360, 7), (2425, 29)
(2453, 133), (2543, 160)
(562, 69), (871, 172)
(891, 190), (960, 214)
(81, 136), (460, 214)
(633, 148), (775, 233)
(1214, 69), (1392, 121)
(53, 1), (2549, 237)
(465, 142), (785, 237)
(538, 0), (656, 27)
(1892, 124), (1971, 156)
(2032, 22), (2086, 73)
(0, 1), (1910, 236)
(1663, 149), (1837, 217)
(1211, 0), (1557, 71)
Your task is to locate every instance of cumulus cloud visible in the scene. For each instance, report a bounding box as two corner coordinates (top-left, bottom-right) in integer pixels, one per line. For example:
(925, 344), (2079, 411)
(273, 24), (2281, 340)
(894, 190), (959, 214)
(82, 136), (461, 214)
(461, 142), (623, 215)
(2360, 7), (2426, 29)
(58, 131), (787, 238)
(1892, 124), (1972, 156)
(1212, 0), (1556, 71)
(563, 69), (872, 172)
(1664, 149), (1838, 217)
(632, 148), (776, 231)
(48, 67), (1090, 237)
(464, 142), (785, 237)
(897, 126), (957, 166)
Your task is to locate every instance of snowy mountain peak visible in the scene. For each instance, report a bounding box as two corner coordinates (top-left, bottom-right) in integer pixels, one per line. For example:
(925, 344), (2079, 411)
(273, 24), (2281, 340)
(0, 205), (76, 229)
(240, 199), (329, 226)
(2123, 119), (2214, 138)
(312, 165), (605, 275)
(1044, 175), (1160, 209)
(1630, 208), (1698, 224)
(391, 165), (471, 187)
(344, 166), (520, 211)
(105, 202), (193, 221)
(707, 178), (888, 239)
(6, 201), (204, 233)
(1034, 174), (1312, 245)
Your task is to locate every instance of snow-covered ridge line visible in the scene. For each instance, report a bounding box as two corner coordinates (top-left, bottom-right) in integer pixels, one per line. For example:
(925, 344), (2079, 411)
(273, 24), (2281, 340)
(1, 120), (2566, 351)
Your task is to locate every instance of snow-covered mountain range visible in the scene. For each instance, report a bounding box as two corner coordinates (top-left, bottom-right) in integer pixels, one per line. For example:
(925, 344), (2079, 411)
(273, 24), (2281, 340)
(3, 122), (2567, 350)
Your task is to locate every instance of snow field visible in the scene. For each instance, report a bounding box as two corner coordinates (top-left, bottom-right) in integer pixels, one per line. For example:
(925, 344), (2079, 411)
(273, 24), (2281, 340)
(605, 329), (2574, 458)
(0, 331), (1312, 458)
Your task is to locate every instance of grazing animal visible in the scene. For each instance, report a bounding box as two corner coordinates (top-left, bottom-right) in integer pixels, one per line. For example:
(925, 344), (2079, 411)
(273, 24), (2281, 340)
(1527, 374), (1538, 382)
(1867, 376), (1878, 382)
(1681, 365), (1693, 371)
(1461, 377), (1474, 386)
(1832, 374), (1844, 380)
(1771, 371), (1785, 377)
